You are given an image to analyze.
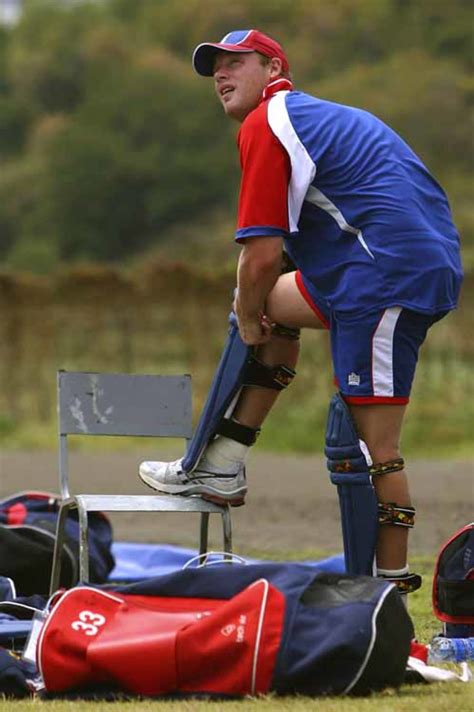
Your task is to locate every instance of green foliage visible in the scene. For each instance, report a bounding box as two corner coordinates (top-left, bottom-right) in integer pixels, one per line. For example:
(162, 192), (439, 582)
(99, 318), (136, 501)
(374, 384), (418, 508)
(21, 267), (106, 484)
(43, 60), (235, 261)
(0, 95), (33, 158)
(108, 0), (474, 81)
(0, 154), (57, 268)
(0, 414), (16, 437)
(8, 0), (104, 112)
(0, 0), (472, 269)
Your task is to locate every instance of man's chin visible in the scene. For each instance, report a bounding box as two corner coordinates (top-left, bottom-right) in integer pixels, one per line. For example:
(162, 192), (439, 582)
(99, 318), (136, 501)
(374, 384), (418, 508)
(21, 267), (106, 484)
(222, 102), (251, 123)
(222, 101), (238, 117)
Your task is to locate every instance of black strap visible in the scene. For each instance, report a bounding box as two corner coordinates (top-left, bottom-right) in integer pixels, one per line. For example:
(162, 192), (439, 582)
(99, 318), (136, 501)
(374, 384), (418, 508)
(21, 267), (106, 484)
(386, 573), (422, 595)
(216, 418), (260, 446)
(242, 356), (296, 391)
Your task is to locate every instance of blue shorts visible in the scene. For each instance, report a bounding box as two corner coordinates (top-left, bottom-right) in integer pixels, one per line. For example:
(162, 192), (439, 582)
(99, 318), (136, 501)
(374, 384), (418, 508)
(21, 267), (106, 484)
(295, 271), (447, 404)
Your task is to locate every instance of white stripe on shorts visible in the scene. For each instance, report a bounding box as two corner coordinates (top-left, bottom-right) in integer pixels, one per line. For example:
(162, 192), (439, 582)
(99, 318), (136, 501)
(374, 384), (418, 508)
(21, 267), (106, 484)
(372, 307), (403, 397)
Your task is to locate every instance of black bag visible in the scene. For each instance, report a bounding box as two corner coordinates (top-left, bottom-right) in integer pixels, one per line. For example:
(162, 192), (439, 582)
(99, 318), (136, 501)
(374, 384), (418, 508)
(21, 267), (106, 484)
(0, 491), (115, 595)
(433, 522), (474, 637)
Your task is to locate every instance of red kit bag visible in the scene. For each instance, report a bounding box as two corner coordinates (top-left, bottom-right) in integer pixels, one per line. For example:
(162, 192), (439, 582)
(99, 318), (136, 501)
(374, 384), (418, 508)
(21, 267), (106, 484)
(37, 581), (284, 697)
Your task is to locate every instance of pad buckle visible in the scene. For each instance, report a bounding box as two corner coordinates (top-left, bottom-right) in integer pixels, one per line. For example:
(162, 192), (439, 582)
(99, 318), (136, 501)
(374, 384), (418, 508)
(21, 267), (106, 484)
(242, 356), (296, 391)
(272, 364), (296, 388)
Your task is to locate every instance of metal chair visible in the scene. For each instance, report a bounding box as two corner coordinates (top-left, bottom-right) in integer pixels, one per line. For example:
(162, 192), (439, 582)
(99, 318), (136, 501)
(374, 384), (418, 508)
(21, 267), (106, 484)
(49, 370), (232, 593)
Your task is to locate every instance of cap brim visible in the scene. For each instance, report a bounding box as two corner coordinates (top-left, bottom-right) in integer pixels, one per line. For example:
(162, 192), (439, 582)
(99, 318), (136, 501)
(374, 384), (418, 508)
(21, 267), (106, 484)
(192, 42), (254, 76)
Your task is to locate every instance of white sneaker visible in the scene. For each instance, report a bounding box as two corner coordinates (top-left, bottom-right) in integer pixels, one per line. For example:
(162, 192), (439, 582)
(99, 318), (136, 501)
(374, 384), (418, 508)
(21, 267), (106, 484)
(139, 457), (247, 507)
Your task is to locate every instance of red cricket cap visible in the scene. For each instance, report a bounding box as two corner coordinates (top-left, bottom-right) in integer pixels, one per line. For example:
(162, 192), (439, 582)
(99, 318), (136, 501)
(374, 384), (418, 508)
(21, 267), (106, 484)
(192, 29), (289, 77)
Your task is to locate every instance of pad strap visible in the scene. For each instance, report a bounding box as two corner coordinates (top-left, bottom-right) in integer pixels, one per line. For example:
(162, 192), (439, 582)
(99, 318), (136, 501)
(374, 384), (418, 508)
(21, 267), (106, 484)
(369, 458), (405, 476)
(242, 356), (296, 391)
(378, 502), (416, 528)
(271, 323), (301, 341)
(215, 418), (260, 446)
(383, 573), (422, 595)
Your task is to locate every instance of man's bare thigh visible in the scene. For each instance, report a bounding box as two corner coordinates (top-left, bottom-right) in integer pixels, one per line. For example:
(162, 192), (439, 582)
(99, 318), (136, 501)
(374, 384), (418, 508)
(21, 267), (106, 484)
(265, 272), (326, 329)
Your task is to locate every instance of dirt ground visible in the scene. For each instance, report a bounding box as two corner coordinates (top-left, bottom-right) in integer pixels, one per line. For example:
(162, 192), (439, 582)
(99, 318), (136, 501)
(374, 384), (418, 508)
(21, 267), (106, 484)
(1, 450), (472, 557)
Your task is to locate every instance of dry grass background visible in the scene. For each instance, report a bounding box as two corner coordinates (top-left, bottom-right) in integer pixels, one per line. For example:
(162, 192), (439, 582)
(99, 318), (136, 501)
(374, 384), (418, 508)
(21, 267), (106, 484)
(0, 266), (473, 456)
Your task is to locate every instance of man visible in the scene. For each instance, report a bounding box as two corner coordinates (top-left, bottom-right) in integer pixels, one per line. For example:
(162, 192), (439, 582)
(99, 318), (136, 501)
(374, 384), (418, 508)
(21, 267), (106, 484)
(140, 31), (462, 586)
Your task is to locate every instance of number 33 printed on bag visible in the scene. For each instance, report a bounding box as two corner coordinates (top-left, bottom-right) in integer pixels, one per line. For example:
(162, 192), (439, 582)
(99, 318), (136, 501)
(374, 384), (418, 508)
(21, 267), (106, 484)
(71, 610), (106, 636)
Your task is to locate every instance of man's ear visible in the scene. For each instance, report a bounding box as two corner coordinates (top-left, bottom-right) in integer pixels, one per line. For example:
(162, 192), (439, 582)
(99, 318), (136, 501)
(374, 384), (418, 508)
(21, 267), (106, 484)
(269, 57), (283, 79)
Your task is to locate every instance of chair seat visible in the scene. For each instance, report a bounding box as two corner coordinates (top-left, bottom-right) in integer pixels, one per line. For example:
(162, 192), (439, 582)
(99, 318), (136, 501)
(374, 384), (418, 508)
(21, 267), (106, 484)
(68, 494), (227, 514)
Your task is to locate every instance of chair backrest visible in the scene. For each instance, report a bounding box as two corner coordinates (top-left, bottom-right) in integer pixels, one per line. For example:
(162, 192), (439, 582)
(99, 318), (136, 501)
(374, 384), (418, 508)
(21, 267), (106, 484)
(57, 370), (192, 497)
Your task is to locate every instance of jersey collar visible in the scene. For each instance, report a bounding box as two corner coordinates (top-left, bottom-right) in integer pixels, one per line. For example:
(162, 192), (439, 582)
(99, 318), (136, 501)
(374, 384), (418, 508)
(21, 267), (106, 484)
(262, 78), (293, 102)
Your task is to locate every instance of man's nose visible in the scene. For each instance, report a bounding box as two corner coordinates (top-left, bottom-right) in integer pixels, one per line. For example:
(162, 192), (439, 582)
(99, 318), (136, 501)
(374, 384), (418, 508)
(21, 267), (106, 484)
(214, 65), (229, 81)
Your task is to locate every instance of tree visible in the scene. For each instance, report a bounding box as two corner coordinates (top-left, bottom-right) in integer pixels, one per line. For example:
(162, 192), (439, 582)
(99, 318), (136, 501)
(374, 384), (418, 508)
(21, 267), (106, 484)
(45, 59), (236, 261)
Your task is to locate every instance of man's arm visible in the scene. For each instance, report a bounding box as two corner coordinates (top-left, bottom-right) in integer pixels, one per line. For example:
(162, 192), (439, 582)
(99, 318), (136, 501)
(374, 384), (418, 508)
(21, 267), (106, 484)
(235, 236), (283, 345)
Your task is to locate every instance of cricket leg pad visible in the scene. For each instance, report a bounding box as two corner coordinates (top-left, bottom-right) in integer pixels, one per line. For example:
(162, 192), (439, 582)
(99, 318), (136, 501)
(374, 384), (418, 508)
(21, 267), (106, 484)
(182, 312), (297, 473)
(182, 312), (252, 473)
(325, 393), (379, 576)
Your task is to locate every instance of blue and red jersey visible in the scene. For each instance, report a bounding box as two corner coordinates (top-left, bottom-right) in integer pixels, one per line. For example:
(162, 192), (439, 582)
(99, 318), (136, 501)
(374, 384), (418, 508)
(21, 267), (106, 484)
(236, 79), (463, 315)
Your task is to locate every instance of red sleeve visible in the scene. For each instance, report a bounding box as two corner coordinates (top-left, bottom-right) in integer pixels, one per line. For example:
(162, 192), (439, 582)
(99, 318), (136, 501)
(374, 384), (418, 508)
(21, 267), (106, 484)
(236, 102), (291, 240)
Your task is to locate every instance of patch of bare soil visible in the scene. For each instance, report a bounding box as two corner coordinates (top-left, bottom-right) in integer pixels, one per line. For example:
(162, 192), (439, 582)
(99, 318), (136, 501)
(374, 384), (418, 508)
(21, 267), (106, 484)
(1, 451), (472, 556)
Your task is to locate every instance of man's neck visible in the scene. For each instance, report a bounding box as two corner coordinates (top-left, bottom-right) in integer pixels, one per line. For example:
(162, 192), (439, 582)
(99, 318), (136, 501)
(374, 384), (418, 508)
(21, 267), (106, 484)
(262, 78), (293, 101)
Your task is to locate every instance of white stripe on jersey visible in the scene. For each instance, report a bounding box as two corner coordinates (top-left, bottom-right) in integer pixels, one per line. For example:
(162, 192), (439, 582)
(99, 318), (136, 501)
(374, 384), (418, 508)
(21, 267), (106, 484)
(268, 92), (375, 259)
(372, 307), (402, 396)
(305, 186), (375, 260)
(267, 91), (316, 233)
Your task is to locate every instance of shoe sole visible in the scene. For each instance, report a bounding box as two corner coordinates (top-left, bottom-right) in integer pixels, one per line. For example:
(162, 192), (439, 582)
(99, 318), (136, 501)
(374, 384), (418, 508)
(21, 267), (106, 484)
(139, 472), (246, 508)
(200, 492), (246, 508)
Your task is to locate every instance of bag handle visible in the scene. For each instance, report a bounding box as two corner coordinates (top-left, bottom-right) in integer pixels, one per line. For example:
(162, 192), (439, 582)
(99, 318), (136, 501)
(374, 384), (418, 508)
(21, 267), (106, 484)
(182, 551), (247, 569)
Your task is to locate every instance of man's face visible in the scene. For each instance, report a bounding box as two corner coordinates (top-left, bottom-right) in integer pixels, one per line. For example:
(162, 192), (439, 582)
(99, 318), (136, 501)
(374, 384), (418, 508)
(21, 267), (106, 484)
(213, 51), (276, 122)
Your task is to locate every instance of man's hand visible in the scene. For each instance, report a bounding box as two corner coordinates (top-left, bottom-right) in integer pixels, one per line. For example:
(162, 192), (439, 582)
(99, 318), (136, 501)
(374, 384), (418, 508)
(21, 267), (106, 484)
(235, 236), (283, 345)
(235, 310), (273, 345)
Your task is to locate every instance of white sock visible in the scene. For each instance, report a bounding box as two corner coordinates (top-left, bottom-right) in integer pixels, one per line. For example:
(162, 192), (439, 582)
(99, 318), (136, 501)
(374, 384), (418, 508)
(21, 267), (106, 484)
(202, 435), (249, 471)
(377, 565), (410, 608)
(377, 565), (409, 578)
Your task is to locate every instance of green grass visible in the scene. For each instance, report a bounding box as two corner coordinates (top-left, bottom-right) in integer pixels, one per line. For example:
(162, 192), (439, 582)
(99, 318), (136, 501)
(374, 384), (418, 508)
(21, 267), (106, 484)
(1, 556), (472, 711)
(2, 690), (472, 712)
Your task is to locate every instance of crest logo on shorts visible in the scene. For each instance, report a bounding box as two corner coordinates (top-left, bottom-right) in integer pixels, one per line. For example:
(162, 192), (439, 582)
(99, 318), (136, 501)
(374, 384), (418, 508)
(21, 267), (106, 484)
(347, 372), (360, 386)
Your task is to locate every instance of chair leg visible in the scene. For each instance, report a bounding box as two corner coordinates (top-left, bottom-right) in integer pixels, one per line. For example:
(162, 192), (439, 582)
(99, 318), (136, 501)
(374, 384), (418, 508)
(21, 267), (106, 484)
(50, 502), (72, 595)
(199, 512), (210, 563)
(222, 506), (233, 558)
(76, 499), (90, 584)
